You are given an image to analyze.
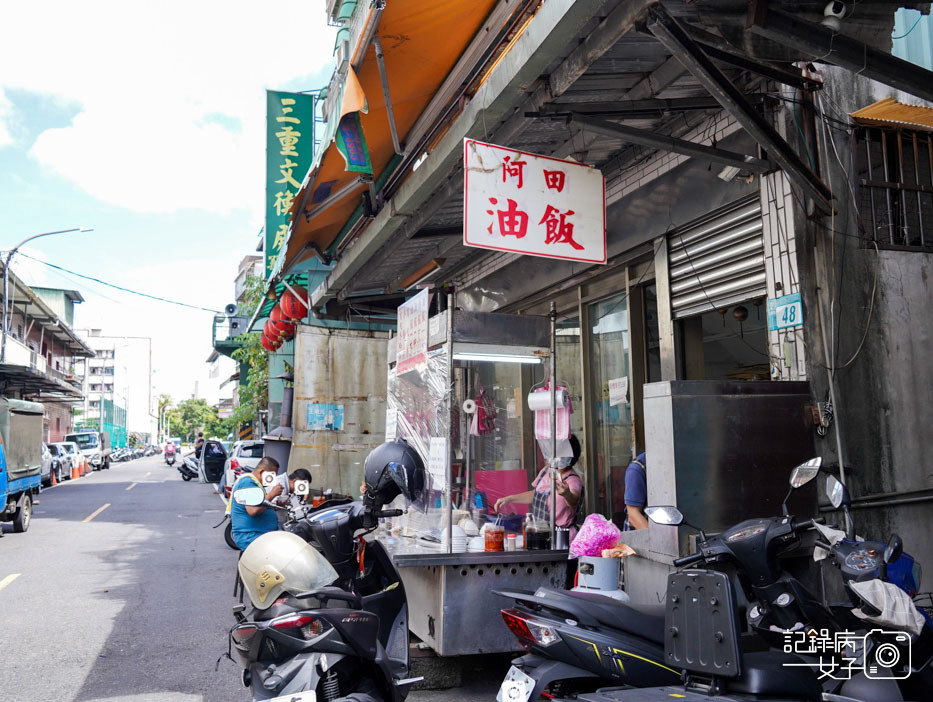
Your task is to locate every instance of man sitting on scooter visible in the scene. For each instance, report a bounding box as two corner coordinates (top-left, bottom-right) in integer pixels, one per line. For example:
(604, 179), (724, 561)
(231, 457), (284, 550)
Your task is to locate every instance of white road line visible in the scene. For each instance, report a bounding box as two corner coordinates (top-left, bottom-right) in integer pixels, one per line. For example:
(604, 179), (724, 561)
(126, 482), (138, 491)
(144, 472), (151, 477)
(83, 503), (111, 522)
(0, 573), (21, 591)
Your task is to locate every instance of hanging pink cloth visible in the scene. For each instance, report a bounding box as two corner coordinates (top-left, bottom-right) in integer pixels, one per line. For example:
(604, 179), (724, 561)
(470, 385), (497, 436)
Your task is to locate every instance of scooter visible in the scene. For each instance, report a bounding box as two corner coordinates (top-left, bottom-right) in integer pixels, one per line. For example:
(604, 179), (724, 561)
(177, 454), (199, 481)
(564, 463), (933, 702)
(165, 452), (176, 466)
(228, 490), (417, 701)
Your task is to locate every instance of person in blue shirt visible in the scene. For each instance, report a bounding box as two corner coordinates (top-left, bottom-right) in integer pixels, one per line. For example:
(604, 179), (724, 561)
(231, 456), (283, 550)
(623, 453), (647, 531)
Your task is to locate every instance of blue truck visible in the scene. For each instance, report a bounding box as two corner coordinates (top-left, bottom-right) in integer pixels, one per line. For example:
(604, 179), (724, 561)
(0, 398), (45, 536)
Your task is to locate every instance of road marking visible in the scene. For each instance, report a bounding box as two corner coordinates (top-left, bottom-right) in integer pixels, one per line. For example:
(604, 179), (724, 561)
(144, 472), (151, 477)
(126, 482), (138, 491)
(83, 503), (111, 522)
(0, 573), (21, 591)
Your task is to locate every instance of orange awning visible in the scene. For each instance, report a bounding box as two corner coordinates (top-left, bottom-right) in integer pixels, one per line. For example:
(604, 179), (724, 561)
(277, 0), (498, 275)
(851, 97), (933, 132)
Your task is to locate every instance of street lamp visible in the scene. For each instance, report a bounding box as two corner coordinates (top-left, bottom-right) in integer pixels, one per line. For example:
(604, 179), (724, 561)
(2, 227), (93, 362)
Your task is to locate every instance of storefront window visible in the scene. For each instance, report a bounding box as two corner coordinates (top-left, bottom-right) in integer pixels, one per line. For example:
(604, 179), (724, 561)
(588, 292), (633, 526)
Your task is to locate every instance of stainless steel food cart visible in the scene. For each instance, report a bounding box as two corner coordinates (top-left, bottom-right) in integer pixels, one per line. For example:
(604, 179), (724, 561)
(379, 300), (575, 655)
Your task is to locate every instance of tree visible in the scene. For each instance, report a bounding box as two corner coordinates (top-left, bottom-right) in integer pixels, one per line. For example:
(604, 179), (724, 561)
(167, 398), (218, 443)
(230, 275), (269, 428)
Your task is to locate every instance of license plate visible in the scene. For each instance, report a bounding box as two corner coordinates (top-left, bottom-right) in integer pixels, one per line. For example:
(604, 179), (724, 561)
(497, 665), (535, 702)
(269, 691), (316, 702)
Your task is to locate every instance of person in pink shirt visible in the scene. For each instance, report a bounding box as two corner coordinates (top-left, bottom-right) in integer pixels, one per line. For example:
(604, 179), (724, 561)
(494, 435), (583, 539)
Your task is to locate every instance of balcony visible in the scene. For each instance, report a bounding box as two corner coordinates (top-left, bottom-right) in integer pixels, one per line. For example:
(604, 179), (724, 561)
(212, 315), (248, 358)
(5, 336), (47, 374)
(0, 336), (85, 399)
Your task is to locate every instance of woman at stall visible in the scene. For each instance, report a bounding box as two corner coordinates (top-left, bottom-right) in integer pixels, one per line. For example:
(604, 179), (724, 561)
(493, 434), (584, 538)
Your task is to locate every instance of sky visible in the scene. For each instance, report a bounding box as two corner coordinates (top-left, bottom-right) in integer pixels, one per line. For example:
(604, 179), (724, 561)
(0, 1), (336, 406)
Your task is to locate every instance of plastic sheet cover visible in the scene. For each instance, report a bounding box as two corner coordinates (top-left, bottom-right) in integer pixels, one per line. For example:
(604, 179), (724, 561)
(387, 347), (450, 531)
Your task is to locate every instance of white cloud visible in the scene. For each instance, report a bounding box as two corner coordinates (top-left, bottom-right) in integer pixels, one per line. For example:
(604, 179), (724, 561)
(0, 0), (335, 215)
(0, 89), (13, 148)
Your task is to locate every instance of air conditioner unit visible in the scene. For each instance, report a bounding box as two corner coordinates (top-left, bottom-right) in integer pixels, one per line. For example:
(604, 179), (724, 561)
(335, 39), (350, 72)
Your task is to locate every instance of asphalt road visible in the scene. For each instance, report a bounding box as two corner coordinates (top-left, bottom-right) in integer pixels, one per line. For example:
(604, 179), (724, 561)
(0, 455), (247, 702)
(0, 455), (508, 702)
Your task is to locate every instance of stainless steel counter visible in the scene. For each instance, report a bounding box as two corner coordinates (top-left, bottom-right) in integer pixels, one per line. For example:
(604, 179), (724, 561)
(380, 536), (573, 656)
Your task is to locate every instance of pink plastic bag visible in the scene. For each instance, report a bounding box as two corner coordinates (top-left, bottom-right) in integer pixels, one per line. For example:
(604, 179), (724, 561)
(570, 513), (621, 558)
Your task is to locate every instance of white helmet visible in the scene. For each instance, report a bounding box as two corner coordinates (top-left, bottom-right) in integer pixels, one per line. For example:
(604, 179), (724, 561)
(237, 531), (338, 609)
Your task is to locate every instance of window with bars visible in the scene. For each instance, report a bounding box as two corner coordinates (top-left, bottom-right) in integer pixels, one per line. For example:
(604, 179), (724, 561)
(854, 126), (933, 250)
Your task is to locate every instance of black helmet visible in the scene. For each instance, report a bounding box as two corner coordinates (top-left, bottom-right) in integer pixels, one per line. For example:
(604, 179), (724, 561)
(363, 439), (425, 508)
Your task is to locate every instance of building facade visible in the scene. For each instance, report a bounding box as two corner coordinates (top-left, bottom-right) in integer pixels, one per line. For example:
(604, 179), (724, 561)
(74, 331), (154, 441)
(0, 279), (94, 442)
(261, 1), (932, 581)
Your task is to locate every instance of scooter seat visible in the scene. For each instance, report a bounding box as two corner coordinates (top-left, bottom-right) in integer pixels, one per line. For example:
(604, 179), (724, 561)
(729, 651), (823, 700)
(540, 589), (665, 644)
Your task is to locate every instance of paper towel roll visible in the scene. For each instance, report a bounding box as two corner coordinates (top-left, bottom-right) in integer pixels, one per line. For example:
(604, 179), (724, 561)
(462, 399), (476, 414)
(527, 389), (568, 411)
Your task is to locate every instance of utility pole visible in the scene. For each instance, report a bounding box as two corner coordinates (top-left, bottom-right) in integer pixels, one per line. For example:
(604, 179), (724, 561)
(2, 227), (92, 362)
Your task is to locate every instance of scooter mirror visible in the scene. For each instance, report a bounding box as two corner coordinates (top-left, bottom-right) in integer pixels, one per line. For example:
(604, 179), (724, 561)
(884, 533), (903, 565)
(789, 457), (822, 488)
(233, 486), (265, 507)
(824, 474), (850, 509)
(645, 505), (684, 526)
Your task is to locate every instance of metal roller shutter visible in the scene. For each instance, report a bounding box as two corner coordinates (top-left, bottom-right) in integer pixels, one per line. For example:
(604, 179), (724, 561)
(667, 196), (765, 319)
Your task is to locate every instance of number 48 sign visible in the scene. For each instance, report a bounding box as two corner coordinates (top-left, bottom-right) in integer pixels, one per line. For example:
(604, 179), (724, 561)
(767, 292), (803, 331)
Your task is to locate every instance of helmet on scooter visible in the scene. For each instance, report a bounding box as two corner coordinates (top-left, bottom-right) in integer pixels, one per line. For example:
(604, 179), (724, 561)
(237, 530), (338, 610)
(363, 439), (425, 509)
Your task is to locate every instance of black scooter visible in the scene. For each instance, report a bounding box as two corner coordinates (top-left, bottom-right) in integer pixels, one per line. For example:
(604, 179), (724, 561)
(572, 462), (932, 702)
(495, 459), (828, 701)
(228, 493), (418, 702)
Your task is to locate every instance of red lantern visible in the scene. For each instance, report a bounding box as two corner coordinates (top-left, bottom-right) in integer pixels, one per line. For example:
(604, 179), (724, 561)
(280, 286), (309, 321)
(270, 305), (296, 336)
(260, 334), (279, 353)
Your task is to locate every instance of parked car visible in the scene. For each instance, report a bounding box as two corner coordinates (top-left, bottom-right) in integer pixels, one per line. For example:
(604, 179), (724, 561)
(222, 440), (264, 498)
(40, 442), (63, 487)
(52, 441), (78, 478)
(57, 441), (84, 475)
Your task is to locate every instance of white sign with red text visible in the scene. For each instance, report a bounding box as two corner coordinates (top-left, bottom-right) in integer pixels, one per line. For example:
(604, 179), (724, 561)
(396, 288), (430, 374)
(463, 139), (606, 263)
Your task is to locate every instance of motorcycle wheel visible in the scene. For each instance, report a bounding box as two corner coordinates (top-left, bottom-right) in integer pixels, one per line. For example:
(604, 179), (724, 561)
(181, 473), (192, 481)
(224, 521), (240, 550)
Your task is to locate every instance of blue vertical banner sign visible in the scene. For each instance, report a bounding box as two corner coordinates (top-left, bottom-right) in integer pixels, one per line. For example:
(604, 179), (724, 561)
(266, 91), (316, 278)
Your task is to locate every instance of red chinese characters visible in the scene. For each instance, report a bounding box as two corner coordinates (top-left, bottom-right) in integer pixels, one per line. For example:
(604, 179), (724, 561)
(543, 169), (566, 193)
(502, 155), (526, 189)
(540, 205), (583, 250)
(486, 198), (529, 238)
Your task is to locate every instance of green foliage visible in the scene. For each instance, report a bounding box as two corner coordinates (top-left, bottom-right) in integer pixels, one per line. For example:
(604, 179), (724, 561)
(230, 275), (269, 428)
(167, 398), (224, 443)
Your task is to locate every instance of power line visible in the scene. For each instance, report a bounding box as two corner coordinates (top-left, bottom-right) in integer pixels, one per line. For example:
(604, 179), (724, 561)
(12, 251), (221, 314)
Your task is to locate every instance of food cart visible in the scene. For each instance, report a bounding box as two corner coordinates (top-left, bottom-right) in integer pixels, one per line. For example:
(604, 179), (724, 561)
(377, 296), (575, 656)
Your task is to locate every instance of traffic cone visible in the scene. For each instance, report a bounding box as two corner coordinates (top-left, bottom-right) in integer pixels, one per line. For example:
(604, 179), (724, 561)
(71, 461), (80, 480)
(51, 468), (57, 486)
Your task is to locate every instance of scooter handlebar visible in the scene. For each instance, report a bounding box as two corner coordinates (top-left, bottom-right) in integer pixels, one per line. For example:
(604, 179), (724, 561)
(674, 552), (705, 567)
(375, 509), (403, 518)
(795, 517), (825, 532)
